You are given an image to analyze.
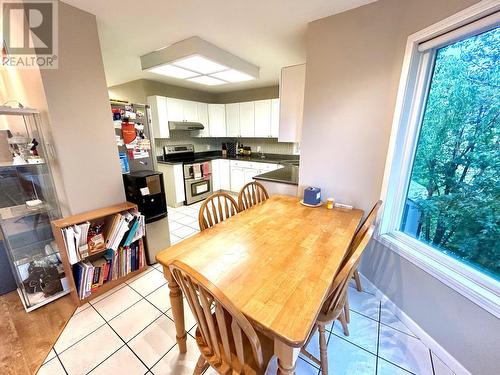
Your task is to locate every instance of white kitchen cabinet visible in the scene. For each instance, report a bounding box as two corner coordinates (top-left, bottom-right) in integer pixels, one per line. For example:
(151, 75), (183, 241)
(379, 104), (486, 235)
(211, 159), (220, 191)
(196, 102), (210, 137)
(279, 64), (306, 142)
(166, 98), (184, 122)
(239, 101), (255, 137)
(183, 100), (198, 122)
(226, 103), (240, 137)
(147, 95), (170, 138)
(244, 168), (261, 184)
(254, 100), (272, 137)
(230, 166), (245, 192)
(270, 98), (280, 138)
(208, 104), (226, 137)
(219, 159), (231, 190)
(157, 163), (185, 207)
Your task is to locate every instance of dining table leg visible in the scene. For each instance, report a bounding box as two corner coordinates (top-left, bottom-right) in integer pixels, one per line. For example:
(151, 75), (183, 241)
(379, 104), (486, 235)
(274, 339), (299, 374)
(163, 266), (187, 353)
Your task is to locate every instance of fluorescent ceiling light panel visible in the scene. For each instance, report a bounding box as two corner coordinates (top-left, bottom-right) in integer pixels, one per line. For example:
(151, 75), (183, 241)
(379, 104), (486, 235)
(148, 64), (198, 78)
(173, 55), (228, 74)
(188, 76), (226, 86)
(211, 69), (255, 82)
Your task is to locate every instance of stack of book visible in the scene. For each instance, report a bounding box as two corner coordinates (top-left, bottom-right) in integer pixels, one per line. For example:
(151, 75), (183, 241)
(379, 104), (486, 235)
(71, 210), (146, 299)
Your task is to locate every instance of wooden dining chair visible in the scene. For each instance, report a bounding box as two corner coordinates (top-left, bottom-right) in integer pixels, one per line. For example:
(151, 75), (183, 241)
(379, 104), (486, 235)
(169, 260), (274, 375)
(198, 192), (240, 231)
(237, 181), (269, 211)
(349, 200), (382, 292)
(301, 226), (375, 375)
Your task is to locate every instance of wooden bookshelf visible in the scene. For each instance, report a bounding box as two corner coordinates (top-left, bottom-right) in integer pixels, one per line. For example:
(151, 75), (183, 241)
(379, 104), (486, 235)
(52, 202), (147, 306)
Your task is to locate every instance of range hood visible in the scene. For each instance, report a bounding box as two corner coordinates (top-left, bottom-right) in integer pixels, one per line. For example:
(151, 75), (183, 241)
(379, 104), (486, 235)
(168, 121), (204, 131)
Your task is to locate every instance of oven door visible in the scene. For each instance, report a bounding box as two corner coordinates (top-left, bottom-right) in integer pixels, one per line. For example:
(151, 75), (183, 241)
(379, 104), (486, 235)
(185, 177), (212, 205)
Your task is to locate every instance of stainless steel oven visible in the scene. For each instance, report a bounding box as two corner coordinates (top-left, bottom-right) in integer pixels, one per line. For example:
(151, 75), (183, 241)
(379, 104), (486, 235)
(183, 162), (212, 205)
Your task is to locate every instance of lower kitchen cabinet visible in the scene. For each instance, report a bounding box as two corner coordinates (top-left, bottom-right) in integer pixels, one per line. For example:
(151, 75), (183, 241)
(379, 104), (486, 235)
(230, 166), (245, 193)
(211, 159), (220, 191)
(157, 163), (185, 207)
(219, 159), (231, 191)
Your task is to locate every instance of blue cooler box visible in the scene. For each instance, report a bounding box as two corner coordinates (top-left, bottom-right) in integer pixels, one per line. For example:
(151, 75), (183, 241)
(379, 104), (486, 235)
(304, 187), (321, 205)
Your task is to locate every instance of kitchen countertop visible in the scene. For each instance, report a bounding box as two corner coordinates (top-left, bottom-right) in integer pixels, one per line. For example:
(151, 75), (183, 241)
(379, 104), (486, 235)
(253, 165), (299, 186)
(157, 152), (300, 166)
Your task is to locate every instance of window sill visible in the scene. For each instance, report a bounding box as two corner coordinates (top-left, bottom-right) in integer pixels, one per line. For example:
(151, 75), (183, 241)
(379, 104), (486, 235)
(375, 231), (500, 318)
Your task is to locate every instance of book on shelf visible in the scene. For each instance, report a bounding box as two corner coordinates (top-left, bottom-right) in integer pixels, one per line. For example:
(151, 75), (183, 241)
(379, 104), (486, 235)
(68, 208), (146, 300)
(61, 209), (145, 264)
(73, 238), (146, 300)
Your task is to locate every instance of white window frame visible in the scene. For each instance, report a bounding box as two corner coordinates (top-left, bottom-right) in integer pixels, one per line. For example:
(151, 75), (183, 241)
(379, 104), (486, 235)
(379, 1), (500, 318)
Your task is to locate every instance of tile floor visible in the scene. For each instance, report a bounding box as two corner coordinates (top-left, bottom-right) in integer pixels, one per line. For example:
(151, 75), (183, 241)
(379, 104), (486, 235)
(38, 202), (457, 375)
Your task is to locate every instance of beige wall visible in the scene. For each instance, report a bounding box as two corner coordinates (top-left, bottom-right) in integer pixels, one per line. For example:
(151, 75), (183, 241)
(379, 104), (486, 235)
(299, 1), (500, 374)
(108, 79), (278, 105)
(38, 1), (125, 215)
(213, 85), (279, 103)
(108, 79), (216, 104)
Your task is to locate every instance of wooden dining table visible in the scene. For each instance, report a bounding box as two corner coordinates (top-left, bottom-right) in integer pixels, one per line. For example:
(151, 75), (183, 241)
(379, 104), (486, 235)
(156, 195), (363, 374)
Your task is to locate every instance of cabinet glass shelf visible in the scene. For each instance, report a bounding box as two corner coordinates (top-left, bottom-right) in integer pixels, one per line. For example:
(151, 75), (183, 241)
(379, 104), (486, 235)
(0, 108), (69, 311)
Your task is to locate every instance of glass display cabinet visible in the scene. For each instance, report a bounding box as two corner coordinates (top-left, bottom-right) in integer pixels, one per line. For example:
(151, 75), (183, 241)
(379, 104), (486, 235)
(0, 106), (69, 311)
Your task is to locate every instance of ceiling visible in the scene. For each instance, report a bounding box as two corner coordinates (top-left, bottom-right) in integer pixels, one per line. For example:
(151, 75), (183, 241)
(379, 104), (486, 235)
(63, 0), (374, 93)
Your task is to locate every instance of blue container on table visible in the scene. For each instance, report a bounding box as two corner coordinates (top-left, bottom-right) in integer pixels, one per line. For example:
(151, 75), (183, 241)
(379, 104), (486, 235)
(303, 187), (321, 205)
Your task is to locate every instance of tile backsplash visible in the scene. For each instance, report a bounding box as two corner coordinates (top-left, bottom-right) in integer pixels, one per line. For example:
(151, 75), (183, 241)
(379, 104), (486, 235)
(154, 131), (298, 156)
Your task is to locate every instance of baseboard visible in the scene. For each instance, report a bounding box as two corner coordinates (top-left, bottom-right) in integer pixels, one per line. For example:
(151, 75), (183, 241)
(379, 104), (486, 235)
(359, 273), (472, 375)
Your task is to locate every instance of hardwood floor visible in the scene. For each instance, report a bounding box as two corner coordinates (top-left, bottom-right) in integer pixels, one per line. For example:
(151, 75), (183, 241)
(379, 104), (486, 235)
(0, 291), (75, 375)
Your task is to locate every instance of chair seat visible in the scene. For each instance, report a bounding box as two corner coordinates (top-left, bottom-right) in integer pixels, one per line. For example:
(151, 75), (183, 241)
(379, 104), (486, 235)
(195, 311), (275, 375)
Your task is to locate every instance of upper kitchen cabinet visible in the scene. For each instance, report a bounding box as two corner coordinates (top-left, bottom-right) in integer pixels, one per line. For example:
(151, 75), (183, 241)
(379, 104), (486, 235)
(148, 95), (170, 138)
(239, 102), (255, 137)
(279, 64), (305, 143)
(254, 99), (272, 137)
(195, 102), (210, 137)
(182, 100), (199, 122)
(226, 103), (240, 137)
(208, 104), (226, 137)
(270, 98), (280, 138)
(166, 97), (184, 121)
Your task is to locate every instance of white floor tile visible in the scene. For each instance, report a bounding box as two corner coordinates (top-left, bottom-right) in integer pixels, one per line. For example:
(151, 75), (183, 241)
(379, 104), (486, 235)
(378, 324), (434, 375)
(58, 325), (123, 375)
(172, 226), (198, 239)
(166, 302), (197, 332)
(380, 302), (416, 337)
(377, 358), (413, 374)
(42, 349), (56, 364)
(299, 329), (322, 368)
(37, 357), (66, 375)
(146, 284), (172, 312)
(332, 310), (379, 355)
(327, 334), (377, 375)
(350, 273), (378, 295)
(128, 315), (178, 367)
(127, 267), (166, 296)
(89, 283), (125, 304)
(168, 220), (184, 231)
(91, 285), (142, 321)
(168, 212), (187, 221)
(73, 302), (91, 315)
(88, 345), (147, 375)
(54, 306), (105, 353)
(432, 352), (456, 375)
(347, 287), (381, 321)
(175, 215), (198, 226)
(109, 299), (162, 342)
(150, 336), (201, 375)
(242, 357), (319, 375)
(170, 234), (182, 244)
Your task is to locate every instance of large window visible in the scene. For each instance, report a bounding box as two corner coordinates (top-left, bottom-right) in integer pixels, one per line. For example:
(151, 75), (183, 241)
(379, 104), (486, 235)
(400, 27), (499, 280)
(381, 6), (500, 315)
